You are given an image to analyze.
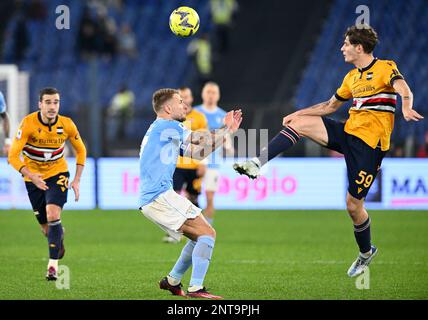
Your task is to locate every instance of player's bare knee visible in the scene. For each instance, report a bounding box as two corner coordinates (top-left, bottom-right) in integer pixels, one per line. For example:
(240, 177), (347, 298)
(287, 116), (307, 137)
(346, 197), (362, 218)
(46, 210), (60, 222)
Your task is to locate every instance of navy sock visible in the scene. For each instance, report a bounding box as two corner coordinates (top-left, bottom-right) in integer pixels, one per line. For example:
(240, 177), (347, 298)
(257, 125), (300, 165)
(354, 217), (372, 254)
(47, 219), (63, 259)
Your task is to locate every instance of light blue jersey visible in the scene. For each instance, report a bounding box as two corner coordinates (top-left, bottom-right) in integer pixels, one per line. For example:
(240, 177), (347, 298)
(139, 118), (191, 207)
(0, 91), (6, 113)
(194, 105), (227, 168)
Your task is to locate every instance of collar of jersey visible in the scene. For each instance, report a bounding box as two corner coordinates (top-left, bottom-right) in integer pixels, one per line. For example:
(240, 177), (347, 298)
(201, 105), (219, 114)
(358, 58), (377, 73)
(37, 111), (58, 127)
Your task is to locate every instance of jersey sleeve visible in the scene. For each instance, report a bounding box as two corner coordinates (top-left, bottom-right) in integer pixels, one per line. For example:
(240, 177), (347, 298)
(8, 117), (31, 172)
(0, 91), (6, 114)
(383, 60), (404, 87)
(335, 72), (353, 101)
(66, 118), (87, 166)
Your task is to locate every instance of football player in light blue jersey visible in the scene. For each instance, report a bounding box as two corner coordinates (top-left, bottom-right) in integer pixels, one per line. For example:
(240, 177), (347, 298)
(194, 82), (234, 225)
(0, 90), (11, 155)
(139, 88), (242, 299)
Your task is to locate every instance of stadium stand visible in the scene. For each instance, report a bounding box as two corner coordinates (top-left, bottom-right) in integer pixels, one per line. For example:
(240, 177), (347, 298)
(2, 0), (211, 154)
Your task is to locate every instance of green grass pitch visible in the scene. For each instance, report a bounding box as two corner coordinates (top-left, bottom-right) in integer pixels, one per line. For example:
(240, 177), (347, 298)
(0, 209), (427, 300)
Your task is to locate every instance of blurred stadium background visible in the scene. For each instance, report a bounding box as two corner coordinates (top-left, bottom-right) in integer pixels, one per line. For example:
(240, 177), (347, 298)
(0, 0), (427, 301)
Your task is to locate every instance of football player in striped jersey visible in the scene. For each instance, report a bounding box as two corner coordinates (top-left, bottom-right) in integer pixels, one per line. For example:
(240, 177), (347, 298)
(8, 87), (86, 281)
(234, 25), (423, 278)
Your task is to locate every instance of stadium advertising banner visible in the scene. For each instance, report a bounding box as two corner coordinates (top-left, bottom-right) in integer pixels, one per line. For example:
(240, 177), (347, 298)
(0, 158), (96, 210)
(97, 158), (428, 210)
(1, 157), (426, 210)
(97, 157), (140, 209)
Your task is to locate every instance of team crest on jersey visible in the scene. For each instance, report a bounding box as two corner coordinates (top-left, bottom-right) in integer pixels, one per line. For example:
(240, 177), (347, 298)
(366, 72), (373, 80)
(44, 152), (53, 160)
(57, 127), (64, 135)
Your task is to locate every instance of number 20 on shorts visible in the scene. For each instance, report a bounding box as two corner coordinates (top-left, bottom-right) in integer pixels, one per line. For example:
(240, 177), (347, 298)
(56, 175), (69, 189)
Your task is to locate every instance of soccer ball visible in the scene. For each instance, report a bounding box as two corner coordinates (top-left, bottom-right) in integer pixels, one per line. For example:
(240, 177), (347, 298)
(169, 6), (200, 37)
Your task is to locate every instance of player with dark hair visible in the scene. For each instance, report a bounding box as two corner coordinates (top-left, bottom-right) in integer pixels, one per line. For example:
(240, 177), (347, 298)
(8, 87), (87, 281)
(234, 25), (423, 277)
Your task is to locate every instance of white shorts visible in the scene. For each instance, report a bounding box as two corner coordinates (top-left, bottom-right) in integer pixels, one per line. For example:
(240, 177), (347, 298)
(140, 189), (202, 241)
(203, 168), (219, 192)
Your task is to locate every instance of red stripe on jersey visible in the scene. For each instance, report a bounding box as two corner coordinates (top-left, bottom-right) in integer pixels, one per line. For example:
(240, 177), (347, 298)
(353, 98), (397, 105)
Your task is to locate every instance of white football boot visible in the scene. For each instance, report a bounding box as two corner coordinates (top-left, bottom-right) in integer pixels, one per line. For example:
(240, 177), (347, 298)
(347, 245), (378, 277)
(233, 158), (261, 179)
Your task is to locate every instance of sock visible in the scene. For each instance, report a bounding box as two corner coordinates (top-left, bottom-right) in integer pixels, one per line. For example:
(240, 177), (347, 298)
(189, 235), (215, 287)
(169, 240), (196, 281)
(48, 259), (58, 270)
(47, 219), (64, 260)
(354, 217), (372, 255)
(167, 275), (181, 286)
(188, 285), (204, 292)
(257, 125), (300, 166)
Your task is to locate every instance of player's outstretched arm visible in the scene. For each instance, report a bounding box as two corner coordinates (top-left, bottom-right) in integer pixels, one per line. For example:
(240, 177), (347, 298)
(393, 79), (424, 122)
(283, 96), (344, 126)
(184, 110), (242, 160)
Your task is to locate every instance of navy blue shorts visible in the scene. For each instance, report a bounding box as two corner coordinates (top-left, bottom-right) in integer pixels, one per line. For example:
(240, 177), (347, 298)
(173, 168), (202, 195)
(322, 117), (387, 200)
(25, 172), (70, 225)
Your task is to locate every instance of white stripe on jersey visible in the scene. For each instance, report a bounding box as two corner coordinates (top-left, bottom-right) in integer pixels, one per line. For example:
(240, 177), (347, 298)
(23, 150), (65, 162)
(24, 143), (65, 153)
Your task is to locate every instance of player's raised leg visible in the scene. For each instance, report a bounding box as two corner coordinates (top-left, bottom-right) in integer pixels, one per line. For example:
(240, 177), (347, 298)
(234, 114), (330, 179)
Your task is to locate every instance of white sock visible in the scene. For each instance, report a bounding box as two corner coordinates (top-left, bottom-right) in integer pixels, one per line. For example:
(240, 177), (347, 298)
(188, 285), (204, 293)
(167, 275), (180, 286)
(48, 259), (58, 270)
(360, 249), (372, 259)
